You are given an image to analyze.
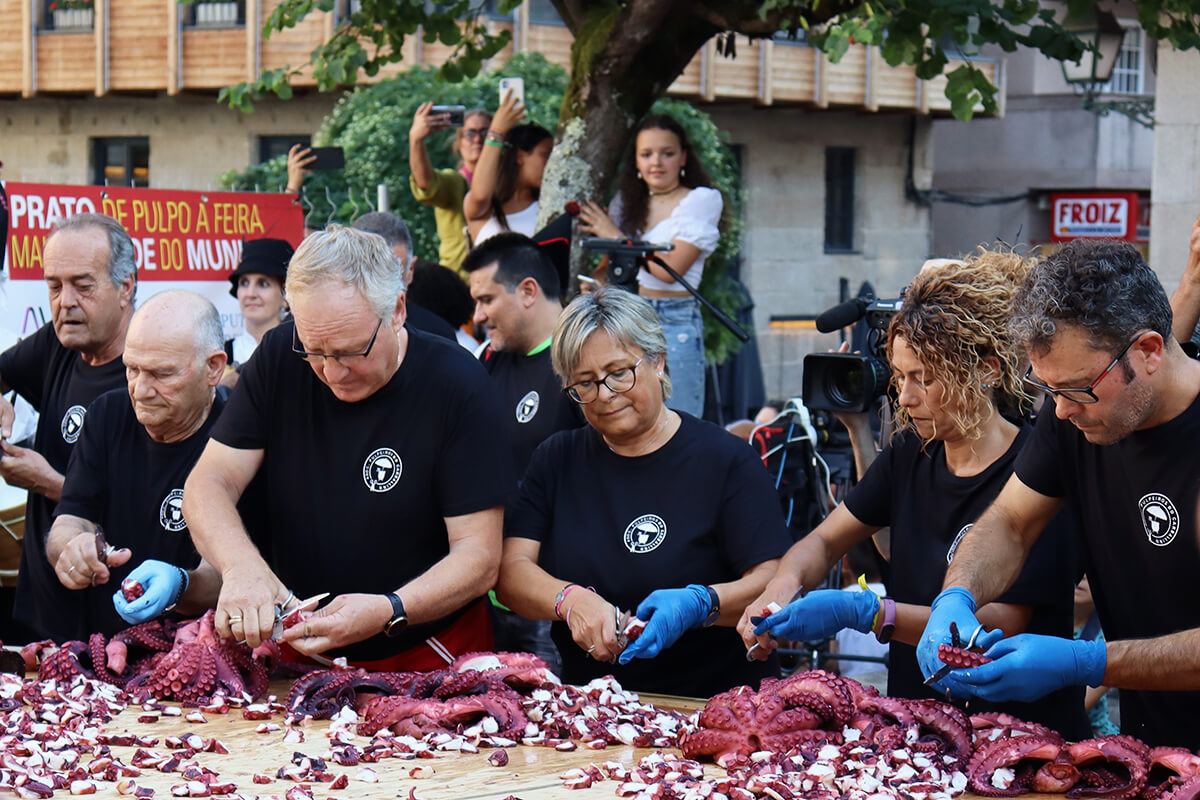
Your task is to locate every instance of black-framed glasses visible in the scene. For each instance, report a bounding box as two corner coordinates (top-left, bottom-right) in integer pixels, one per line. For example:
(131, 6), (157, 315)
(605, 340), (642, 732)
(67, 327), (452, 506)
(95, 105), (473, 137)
(1023, 332), (1145, 404)
(461, 128), (489, 141)
(564, 358), (643, 404)
(292, 318), (383, 364)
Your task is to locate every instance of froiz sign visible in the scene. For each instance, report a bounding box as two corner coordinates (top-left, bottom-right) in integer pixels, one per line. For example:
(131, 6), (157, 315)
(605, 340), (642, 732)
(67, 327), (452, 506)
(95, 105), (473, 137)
(1050, 193), (1139, 242)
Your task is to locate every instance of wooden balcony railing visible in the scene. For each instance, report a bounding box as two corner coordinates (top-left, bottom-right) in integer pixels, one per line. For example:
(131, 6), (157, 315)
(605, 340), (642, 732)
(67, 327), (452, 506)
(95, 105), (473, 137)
(0, 0), (1001, 116)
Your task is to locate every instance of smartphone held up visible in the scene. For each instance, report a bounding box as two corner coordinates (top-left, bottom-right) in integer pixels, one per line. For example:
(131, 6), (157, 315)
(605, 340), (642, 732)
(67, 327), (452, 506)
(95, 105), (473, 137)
(499, 77), (525, 107)
(430, 105), (466, 127)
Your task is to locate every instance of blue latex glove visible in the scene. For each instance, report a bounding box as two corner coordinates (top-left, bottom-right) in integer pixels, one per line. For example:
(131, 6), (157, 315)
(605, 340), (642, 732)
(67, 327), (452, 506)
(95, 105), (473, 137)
(917, 586), (1003, 697)
(949, 633), (1107, 703)
(619, 584), (710, 664)
(112, 560), (188, 624)
(753, 588), (879, 641)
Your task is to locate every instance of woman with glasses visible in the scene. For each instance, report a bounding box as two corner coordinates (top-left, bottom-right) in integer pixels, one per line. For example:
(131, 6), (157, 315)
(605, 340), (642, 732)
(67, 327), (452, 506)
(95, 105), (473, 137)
(409, 102), (493, 275)
(495, 287), (791, 697)
(739, 251), (1088, 739)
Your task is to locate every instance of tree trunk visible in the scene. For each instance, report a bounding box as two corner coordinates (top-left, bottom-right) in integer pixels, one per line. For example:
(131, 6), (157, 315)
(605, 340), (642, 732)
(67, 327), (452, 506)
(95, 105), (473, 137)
(537, 0), (721, 285)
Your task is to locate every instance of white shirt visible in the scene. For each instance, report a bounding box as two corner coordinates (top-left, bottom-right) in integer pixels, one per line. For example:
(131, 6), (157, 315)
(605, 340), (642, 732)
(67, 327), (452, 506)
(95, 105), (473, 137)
(610, 187), (723, 292)
(474, 201), (540, 245)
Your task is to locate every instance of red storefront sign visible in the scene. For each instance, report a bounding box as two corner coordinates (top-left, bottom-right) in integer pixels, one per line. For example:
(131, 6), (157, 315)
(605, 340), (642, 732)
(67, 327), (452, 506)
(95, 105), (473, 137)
(1050, 192), (1139, 242)
(3, 183), (303, 280)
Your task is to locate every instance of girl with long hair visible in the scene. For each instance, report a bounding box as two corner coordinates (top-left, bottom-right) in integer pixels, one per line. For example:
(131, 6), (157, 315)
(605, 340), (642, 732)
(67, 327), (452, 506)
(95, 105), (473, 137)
(578, 113), (722, 418)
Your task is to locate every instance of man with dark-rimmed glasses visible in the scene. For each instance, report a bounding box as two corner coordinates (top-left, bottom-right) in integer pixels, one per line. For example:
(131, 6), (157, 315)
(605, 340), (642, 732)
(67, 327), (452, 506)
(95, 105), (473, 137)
(184, 225), (513, 671)
(918, 238), (1200, 749)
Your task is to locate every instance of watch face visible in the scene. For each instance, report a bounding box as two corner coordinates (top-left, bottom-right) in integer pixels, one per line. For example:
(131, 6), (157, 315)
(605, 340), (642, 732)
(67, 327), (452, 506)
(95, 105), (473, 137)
(384, 615), (408, 638)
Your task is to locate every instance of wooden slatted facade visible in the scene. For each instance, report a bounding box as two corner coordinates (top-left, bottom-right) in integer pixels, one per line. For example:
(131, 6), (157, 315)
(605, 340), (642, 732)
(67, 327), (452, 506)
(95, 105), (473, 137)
(0, 1), (1000, 115)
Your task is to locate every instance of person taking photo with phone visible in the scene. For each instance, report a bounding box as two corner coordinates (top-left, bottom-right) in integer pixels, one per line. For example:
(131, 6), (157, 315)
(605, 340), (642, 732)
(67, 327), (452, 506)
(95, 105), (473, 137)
(409, 102), (492, 276)
(464, 89), (553, 247)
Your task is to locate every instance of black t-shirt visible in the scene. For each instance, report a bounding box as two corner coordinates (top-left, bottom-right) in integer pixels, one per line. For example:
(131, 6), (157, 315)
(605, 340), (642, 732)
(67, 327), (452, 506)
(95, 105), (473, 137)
(479, 344), (585, 478)
(53, 389), (222, 638)
(1016, 393), (1200, 748)
(0, 323), (127, 641)
(506, 413), (791, 698)
(846, 426), (1088, 740)
(211, 322), (513, 662)
(406, 302), (458, 342)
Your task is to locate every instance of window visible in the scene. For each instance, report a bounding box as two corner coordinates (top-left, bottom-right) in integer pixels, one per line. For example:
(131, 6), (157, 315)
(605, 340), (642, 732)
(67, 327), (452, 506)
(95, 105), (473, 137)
(772, 27), (810, 46)
(1104, 22), (1145, 95)
(186, 0), (245, 28)
(824, 147), (855, 253)
(258, 135), (311, 164)
(92, 138), (150, 187)
(482, 0), (561, 23)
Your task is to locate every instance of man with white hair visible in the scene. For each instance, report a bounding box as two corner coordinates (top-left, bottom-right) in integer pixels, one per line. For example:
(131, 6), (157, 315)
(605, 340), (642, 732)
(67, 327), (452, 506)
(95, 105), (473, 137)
(0, 213), (135, 641)
(46, 291), (226, 637)
(184, 225), (512, 669)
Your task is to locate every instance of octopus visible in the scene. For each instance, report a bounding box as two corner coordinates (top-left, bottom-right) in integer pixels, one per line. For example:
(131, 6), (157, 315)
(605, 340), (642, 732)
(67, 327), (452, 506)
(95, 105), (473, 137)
(969, 735), (1075, 796)
(38, 633), (130, 686)
(125, 610), (269, 705)
(1067, 735), (1150, 799)
(285, 668), (415, 719)
(357, 687), (528, 738)
(1146, 748), (1200, 800)
(679, 670), (855, 761)
(969, 734), (1151, 800)
(437, 651), (561, 696)
(971, 711), (1057, 742)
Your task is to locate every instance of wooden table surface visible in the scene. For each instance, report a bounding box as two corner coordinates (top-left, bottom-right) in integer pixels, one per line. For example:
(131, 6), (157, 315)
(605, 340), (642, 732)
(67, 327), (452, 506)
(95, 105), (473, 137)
(19, 680), (1060, 800)
(45, 685), (706, 800)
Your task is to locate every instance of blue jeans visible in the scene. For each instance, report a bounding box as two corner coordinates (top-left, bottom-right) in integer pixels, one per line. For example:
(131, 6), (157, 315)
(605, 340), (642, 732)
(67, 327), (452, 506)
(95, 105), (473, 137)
(647, 296), (705, 418)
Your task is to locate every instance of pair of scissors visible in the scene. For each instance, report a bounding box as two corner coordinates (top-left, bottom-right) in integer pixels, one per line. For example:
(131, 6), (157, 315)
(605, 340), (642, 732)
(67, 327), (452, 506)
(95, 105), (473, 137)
(923, 620), (987, 686)
(270, 592), (329, 640)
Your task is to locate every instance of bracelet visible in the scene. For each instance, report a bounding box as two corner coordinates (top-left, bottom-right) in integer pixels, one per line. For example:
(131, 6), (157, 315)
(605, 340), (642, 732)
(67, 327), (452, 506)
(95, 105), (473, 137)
(165, 568), (190, 613)
(484, 138), (505, 149)
(487, 128), (506, 140)
(554, 583), (580, 619)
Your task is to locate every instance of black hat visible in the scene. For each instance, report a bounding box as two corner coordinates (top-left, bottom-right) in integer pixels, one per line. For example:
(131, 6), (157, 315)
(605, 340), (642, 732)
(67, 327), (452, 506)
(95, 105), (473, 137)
(229, 238), (294, 297)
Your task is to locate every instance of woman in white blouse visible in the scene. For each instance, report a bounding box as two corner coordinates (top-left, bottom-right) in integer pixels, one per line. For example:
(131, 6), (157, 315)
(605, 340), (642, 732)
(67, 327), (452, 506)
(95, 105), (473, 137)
(578, 114), (723, 418)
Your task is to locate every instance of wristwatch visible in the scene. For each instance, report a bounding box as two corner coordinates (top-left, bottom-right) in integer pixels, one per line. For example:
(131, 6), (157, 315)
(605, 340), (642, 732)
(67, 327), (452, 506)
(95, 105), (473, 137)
(702, 585), (721, 627)
(874, 597), (896, 644)
(383, 592), (409, 638)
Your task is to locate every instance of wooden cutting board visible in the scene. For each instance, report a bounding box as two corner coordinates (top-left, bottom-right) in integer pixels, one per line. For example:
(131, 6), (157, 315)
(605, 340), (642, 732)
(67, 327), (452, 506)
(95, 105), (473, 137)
(20, 681), (1058, 800)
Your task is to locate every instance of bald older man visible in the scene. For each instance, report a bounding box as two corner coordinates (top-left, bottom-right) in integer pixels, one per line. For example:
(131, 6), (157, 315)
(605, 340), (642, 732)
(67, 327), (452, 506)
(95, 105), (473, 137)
(0, 213), (136, 642)
(45, 291), (226, 638)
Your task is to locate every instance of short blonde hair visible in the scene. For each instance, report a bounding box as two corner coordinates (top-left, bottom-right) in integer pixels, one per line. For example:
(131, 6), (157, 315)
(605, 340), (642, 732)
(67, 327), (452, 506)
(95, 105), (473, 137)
(285, 225), (405, 319)
(552, 287), (672, 399)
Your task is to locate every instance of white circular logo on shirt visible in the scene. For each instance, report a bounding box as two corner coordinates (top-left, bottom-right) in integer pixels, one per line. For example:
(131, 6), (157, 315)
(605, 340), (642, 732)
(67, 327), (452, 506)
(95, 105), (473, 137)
(624, 514), (667, 554)
(1138, 493), (1179, 547)
(363, 448), (402, 493)
(159, 489), (187, 532)
(946, 524), (972, 564)
(61, 405), (87, 443)
(516, 391), (540, 424)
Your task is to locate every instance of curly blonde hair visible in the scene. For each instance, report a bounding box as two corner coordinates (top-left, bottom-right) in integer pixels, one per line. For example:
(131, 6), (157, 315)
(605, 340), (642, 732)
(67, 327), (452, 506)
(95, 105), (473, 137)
(886, 248), (1036, 442)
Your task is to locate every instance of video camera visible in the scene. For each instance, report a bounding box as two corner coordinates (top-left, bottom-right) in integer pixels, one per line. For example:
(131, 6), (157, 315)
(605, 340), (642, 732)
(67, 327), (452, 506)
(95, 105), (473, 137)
(802, 294), (904, 413)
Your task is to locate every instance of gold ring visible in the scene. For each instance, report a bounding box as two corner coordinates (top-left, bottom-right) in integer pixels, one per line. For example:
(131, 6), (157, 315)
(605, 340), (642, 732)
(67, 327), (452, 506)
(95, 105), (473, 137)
(68, 565), (77, 573)
(227, 615), (242, 625)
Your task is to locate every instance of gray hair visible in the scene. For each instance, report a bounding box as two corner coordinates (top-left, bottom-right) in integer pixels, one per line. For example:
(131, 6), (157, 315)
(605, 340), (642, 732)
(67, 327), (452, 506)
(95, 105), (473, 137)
(48, 213), (138, 299)
(1011, 239), (1173, 363)
(286, 225), (406, 319)
(552, 287), (672, 399)
(353, 212), (413, 277)
(132, 290), (223, 360)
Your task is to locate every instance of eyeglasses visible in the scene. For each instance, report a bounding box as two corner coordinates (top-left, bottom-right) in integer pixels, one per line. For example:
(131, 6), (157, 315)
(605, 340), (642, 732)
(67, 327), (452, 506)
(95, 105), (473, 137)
(564, 358), (643, 404)
(1023, 332), (1145, 404)
(292, 318), (383, 364)
(461, 128), (489, 141)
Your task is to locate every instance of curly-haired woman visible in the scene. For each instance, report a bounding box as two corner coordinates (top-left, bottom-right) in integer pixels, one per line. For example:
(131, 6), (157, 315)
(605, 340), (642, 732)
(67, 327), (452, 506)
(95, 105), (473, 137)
(738, 249), (1089, 738)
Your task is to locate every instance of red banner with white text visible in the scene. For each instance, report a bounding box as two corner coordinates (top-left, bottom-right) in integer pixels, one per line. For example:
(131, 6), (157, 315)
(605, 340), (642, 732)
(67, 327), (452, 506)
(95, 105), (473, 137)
(3, 183), (303, 280)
